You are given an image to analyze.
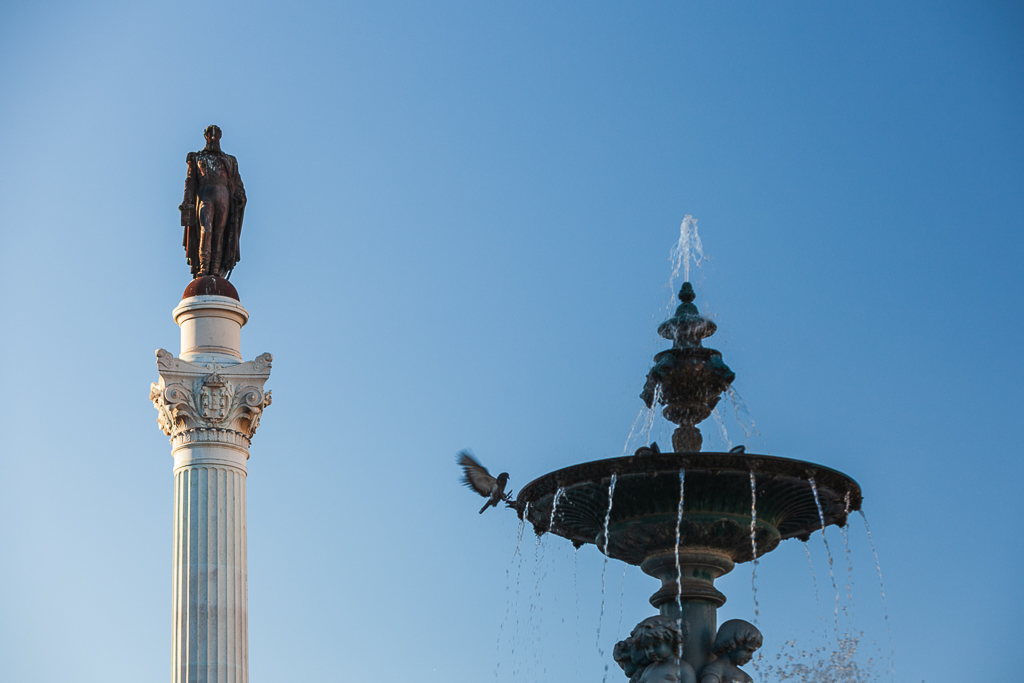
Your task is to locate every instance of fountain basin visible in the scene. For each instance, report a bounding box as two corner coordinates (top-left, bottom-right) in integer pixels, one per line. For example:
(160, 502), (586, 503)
(516, 451), (861, 566)
(516, 451), (861, 670)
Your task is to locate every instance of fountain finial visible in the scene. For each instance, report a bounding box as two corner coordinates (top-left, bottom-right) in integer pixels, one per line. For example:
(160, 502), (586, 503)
(679, 281), (696, 303)
(641, 282), (734, 452)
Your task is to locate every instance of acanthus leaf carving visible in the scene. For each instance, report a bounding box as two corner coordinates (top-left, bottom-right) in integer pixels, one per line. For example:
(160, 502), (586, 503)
(156, 348), (176, 372)
(151, 352), (272, 446)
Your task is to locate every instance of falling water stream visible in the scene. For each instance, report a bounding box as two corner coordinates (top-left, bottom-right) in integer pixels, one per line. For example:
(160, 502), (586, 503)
(549, 487), (564, 533)
(596, 473), (618, 683)
(615, 564), (627, 639)
(523, 532), (544, 680)
(804, 541), (821, 607)
(726, 386), (760, 442)
(640, 386), (660, 446)
(674, 468), (685, 626)
(519, 490), (567, 682)
(500, 503), (529, 681)
(711, 407), (732, 449)
(602, 474), (618, 557)
(809, 477), (842, 636)
(573, 547), (582, 672)
(749, 470), (760, 623)
(528, 533), (555, 681)
(749, 470), (762, 677)
(622, 387), (660, 455)
(860, 510), (895, 678)
(839, 492), (854, 620)
(621, 408), (646, 456)
(799, 537), (843, 672)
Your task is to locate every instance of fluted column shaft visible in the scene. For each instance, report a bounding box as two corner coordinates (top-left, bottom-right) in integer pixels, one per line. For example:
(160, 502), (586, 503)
(171, 461), (248, 683)
(152, 293), (272, 683)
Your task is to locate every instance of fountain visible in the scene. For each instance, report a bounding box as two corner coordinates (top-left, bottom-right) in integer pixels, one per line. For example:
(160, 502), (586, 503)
(512, 280), (862, 679)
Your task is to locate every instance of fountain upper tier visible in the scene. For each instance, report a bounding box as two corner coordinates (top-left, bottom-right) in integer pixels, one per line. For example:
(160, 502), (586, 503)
(515, 452), (861, 566)
(641, 282), (735, 452)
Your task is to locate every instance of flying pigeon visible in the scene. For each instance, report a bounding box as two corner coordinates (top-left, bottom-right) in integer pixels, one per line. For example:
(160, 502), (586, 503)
(458, 450), (512, 514)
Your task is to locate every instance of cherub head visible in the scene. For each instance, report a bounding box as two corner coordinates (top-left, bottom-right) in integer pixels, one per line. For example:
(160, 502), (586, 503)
(710, 619), (763, 666)
(614, 616), (684, 682)
(632, 615), (684, 665)
(613, 638), (640, 679)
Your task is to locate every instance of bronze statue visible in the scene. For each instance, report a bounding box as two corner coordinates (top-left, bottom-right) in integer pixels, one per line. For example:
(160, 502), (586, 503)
(614, 616), (697, 683)
(698, 620), (762, 683)
(180, 125), (246, 279)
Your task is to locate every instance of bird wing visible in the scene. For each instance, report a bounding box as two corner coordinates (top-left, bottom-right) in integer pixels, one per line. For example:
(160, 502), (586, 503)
(458, 450), (497, 498)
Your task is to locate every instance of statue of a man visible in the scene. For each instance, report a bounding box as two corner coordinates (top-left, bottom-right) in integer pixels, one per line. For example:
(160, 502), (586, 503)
(180, 125), (246, 279)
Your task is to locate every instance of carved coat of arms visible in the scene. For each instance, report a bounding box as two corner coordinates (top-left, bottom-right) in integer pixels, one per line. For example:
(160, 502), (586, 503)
(150, 349), (272, 448)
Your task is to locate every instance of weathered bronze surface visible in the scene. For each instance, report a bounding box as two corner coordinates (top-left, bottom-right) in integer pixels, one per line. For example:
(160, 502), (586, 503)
(614, 615), (697, 683)
(641, 282), (735, 452)
(470, 276), (864, 675)
(516, 451), (861, 565)
(516, 451), (859, 673)
(180, 126), (246, 279)
(181, 276), (239, 301)
(508, 280), (862, 674)
(699, 620), (762, 683)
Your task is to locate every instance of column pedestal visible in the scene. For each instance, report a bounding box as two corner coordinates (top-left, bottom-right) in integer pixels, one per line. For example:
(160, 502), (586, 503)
(151, 289), (272, 683)
(642, 550), (734, 674)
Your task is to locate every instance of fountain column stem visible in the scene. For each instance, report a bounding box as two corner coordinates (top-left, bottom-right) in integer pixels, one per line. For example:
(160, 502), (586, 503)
(151, 290), (272, 683)
(641, 550), (734, 673)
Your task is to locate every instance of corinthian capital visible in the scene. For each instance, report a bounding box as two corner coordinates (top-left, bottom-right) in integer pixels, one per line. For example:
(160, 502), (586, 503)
(151, 349), (273, 448)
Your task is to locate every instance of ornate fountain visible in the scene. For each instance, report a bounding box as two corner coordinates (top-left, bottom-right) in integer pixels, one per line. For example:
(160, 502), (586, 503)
(513, 281), (861, 679)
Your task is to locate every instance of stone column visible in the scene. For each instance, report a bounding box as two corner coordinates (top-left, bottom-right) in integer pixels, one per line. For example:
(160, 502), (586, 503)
(151, 287), (272, 683)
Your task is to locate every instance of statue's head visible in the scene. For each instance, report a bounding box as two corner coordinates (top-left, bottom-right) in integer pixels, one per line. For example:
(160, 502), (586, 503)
(631, 615), (684, 664)
(204, 125), (223, 151)
(710, 619), (762, 665)
(614, 617), (685, 682)
(613, 639), (639, 677)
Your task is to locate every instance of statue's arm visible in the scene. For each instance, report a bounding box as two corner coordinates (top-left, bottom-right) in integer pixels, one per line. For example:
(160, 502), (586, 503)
(228, 155), (246, 208)
(180, 152), (197, 227)
(697, 665), (722, 683)
(678, 662), (697, 683)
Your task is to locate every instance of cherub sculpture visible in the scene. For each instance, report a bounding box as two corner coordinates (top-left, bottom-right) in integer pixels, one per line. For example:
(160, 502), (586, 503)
(613, 616), (697, 683)
(698, 619), (762, 683)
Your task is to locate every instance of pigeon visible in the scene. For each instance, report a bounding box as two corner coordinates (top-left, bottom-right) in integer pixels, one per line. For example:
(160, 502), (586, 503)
(633, 441), (662, 456)
(458, 450), (512, 514)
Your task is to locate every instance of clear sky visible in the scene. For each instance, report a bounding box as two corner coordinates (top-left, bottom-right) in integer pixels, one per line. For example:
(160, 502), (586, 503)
(1, 1), (1021, 681)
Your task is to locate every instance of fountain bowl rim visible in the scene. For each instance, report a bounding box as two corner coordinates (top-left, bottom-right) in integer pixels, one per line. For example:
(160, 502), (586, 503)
(514, 451), (862, 514)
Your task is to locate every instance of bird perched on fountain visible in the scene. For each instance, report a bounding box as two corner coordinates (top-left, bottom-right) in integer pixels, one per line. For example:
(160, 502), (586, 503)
(458, 450), (513, 514)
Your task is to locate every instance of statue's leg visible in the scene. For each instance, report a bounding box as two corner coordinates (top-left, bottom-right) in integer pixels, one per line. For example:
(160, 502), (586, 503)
(210, 197), (229, 278)
(198, 198), (215, 276)
(211, 230), (225, 278)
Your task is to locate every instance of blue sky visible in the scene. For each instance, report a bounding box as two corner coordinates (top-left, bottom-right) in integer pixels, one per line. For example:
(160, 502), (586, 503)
(1, 1), (1021, 681)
